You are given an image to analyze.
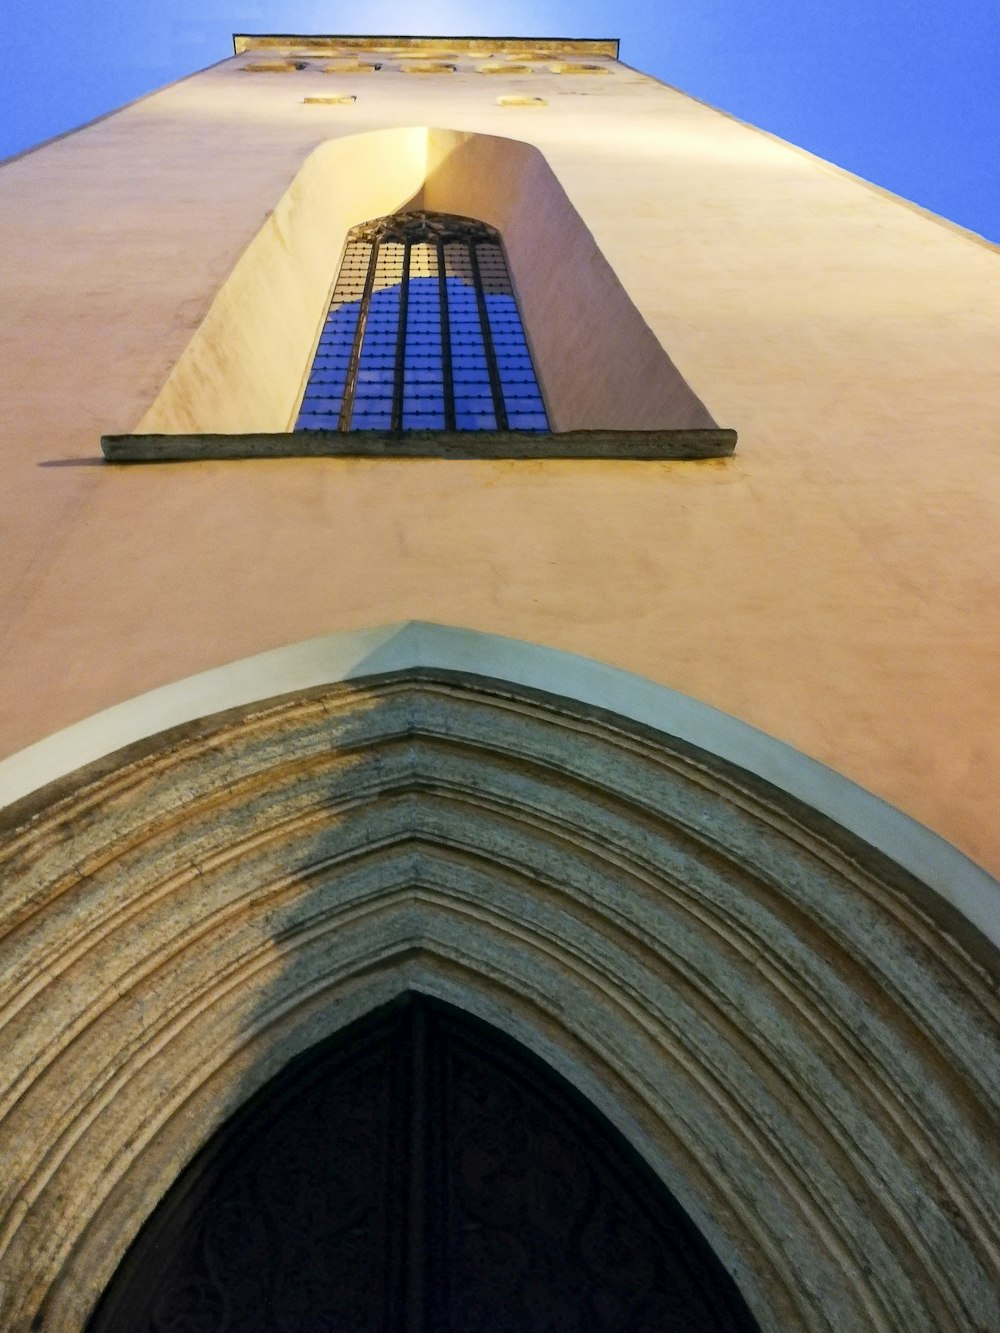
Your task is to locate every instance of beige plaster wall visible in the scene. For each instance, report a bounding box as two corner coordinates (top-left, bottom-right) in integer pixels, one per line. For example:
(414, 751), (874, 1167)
(1, 43), (999, 882)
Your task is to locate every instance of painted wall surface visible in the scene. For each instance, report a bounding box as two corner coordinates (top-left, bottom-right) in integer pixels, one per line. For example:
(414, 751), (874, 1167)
(1, 41), (999, 880)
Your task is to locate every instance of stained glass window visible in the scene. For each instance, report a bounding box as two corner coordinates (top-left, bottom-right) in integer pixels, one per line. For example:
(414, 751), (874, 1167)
(296, 211), (548, 432)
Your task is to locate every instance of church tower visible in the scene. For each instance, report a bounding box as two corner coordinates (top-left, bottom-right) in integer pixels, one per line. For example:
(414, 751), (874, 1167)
(0, 34), (997, 1331)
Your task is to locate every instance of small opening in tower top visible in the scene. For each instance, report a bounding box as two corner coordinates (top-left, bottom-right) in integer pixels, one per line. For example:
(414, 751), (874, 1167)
(477, 63), (533, 75)
(548, 62), (610, 74)
(296, 211), (548, 434)
(241, 61), (308, 73)
(322, 59), (382, 73)
(400, 62), (457, 74)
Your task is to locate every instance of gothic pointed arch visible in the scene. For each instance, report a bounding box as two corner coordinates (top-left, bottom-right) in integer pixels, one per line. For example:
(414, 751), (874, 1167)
(0, 635), (996, 1331)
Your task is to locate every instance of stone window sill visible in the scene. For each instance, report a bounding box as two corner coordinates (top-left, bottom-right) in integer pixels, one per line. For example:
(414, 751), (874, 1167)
(101, 428), (737, 463)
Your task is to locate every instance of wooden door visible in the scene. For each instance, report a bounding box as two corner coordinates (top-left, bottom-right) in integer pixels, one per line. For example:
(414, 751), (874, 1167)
(89, 996), (758, 1332)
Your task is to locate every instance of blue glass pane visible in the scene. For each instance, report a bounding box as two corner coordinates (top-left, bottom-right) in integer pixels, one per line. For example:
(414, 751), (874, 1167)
(296, 299), (362, 428)
(403, 412), (447, 429)
(297, 413), (340, 430)
(351, 411), (393, 425)
(455, 397), (496, 414)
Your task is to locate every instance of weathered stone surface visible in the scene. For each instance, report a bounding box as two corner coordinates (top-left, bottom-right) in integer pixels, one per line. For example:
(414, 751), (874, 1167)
(0, 673), (996, 1331)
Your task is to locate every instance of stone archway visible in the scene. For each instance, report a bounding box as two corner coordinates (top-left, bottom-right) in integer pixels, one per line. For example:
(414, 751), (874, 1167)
(0, 663), (997, 1331)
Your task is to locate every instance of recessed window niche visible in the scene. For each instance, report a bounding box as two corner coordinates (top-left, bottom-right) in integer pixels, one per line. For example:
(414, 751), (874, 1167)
(127, 127), (723, 443)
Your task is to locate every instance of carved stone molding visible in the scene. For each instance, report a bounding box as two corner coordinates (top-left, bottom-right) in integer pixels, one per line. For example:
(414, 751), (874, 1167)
(0, 672), (996, 1330)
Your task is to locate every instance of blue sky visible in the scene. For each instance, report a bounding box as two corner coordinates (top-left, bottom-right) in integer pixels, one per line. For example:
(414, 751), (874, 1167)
(2, 1), (997, 243)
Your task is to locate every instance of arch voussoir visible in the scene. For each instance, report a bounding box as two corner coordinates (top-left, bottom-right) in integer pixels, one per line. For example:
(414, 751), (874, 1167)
(0, 672), (997, 1332)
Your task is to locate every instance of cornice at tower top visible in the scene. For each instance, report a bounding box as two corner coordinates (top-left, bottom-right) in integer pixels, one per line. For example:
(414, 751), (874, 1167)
(232, 34), (620, 60)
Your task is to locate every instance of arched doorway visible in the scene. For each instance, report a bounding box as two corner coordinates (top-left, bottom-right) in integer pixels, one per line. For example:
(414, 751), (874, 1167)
(87, 995), (757, 1332)
(0, 640), (996, 1331)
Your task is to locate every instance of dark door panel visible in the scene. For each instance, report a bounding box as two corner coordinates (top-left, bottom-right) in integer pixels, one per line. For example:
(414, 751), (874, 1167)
(88, 996), (758, 1332)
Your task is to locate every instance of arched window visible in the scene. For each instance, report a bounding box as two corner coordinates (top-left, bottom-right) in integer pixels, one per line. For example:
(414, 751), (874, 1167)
(296, 211), (549, 432)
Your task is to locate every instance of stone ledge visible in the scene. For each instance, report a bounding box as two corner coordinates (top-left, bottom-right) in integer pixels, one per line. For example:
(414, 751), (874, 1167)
(232, 35), (621, 60)
(100, 427), (737, 463)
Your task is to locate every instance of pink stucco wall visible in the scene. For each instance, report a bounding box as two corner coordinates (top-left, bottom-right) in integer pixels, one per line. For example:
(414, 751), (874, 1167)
(1, 42), (998, 877)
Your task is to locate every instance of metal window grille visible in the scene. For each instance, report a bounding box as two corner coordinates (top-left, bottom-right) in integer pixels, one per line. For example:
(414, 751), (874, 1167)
(296, 212), (549, 432)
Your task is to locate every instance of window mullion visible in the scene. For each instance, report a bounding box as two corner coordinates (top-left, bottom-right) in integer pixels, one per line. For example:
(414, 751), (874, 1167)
(436, 239), (457, 432)
(468, 240), (508, 430)
(391, 240), (412, 432)
(339, 238), (380, 432)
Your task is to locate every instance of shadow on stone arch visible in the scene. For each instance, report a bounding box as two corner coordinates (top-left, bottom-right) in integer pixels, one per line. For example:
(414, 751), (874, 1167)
(0, 662), (996, 1331)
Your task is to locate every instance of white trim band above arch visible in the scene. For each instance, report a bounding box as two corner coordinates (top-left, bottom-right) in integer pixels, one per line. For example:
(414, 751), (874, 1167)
(1, 621), (997, 953)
